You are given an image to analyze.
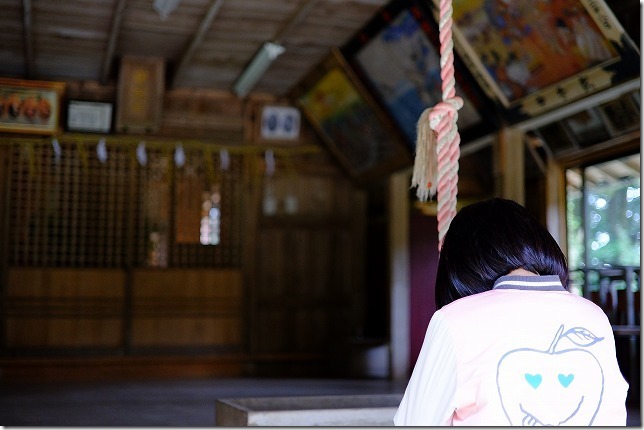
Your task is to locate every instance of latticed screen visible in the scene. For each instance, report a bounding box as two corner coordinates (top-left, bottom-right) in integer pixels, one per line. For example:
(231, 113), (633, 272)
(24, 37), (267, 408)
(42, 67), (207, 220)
(8, 139), (242, 268)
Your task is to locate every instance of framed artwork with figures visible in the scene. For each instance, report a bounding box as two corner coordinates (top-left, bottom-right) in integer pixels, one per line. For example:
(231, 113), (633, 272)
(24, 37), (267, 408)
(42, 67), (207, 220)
(439, 0), (640, 122)
(289, 48), (411, 184)
(342, 0), (498, 150)
(0, 78), (64, 135)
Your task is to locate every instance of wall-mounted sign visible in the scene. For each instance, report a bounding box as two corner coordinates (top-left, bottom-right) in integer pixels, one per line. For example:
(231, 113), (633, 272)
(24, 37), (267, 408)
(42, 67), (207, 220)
(67, 100), (113, 133)
(260, 105), (301, 141)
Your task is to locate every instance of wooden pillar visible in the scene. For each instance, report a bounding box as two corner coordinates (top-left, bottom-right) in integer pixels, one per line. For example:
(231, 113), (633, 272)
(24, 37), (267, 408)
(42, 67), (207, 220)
(389, 170), (410, 380)
(496, 127), (525, 204)
(546, 159), (567, 251)
(0, 146), (10, 351)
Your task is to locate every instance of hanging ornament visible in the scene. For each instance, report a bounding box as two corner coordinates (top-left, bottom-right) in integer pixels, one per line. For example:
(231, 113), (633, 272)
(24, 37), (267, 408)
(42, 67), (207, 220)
(174, 143), (186, 168)
(96, 138), (108, 163)
(52, 137), (61, 164)
(136, 141), (148, 166)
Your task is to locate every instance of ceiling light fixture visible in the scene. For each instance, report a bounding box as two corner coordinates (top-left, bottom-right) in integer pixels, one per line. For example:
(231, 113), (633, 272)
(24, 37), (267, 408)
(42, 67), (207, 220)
(232, 42), (285, 97)
(153, 0), (181, 20)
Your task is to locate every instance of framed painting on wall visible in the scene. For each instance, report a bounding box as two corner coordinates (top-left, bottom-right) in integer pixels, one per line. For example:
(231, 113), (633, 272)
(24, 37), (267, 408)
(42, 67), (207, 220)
(0, 78), (65, 135)
(290, 48), (411, 184)
(441, 0), (640, 122)
(342, 0), (498, 150)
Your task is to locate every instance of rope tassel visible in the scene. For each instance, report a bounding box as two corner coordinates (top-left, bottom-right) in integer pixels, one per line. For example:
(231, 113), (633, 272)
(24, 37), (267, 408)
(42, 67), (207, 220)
(411, 107), (438, 202)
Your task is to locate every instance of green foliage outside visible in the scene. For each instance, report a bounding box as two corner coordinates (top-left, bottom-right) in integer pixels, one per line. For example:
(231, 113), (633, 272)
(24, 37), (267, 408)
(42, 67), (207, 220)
(566, 172), (640, 293)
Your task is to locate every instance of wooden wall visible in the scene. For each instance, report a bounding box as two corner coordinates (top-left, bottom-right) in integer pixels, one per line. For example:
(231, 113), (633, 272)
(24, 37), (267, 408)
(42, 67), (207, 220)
(250, 175), (366, 375)
(5, 268), (243, 351)
(6, 269), (125, 349)
(0, 81), (367, 381)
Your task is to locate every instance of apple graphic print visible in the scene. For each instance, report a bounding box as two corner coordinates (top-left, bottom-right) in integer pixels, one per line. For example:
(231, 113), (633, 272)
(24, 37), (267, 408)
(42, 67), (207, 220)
(496, 324), (605, 426)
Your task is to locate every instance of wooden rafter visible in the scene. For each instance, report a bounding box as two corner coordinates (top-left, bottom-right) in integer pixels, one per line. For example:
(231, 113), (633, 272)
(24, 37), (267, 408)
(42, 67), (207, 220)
(100, 0), (128, 84)
(22, 0), (34, 78)
(273, 0), (320, 44)
(170, 0), (225, 89)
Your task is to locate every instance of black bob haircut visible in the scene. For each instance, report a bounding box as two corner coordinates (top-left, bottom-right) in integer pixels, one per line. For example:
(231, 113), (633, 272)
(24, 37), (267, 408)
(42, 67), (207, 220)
(435, 198), (569, 309)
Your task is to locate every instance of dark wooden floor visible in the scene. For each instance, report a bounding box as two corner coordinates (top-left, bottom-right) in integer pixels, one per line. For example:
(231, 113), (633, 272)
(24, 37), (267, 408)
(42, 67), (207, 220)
(0, 377), (639, 426)
(0, 377), (408, 426)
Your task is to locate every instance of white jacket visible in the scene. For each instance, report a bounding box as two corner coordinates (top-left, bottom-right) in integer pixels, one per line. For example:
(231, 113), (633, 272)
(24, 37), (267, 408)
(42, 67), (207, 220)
(394, 275), (628, 426)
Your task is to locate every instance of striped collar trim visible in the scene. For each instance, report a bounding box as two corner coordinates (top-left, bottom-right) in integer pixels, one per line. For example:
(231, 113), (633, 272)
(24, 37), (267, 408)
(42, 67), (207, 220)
(493, 275), (565, 291)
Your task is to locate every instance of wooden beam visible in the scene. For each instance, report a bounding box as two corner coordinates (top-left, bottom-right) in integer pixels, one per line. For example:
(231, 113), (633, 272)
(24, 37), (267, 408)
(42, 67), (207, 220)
(514, 79), (640, 132)
(525, 135), (548, 176)
(273, 0), (320, 44)
(100, 0), (127, 85)
(170, 0), (225, 89)
(21, 0), (34, 78)
(498, 127), (525, 204)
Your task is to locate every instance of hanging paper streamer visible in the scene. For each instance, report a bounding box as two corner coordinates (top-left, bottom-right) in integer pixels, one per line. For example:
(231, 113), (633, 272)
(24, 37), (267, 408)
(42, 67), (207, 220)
(136, 141), (148, 166)
(96, 138), (108, 163)
(411, 0), (462, 249)
(174, 143), (186, 168)
(52, 137), (61, 164)
(220, 148), (230, 171)
(264, 149), (275, 177)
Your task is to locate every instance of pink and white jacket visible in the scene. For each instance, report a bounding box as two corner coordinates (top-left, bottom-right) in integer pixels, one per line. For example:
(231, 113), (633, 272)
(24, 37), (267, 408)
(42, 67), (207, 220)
(394, 274), (628, 426)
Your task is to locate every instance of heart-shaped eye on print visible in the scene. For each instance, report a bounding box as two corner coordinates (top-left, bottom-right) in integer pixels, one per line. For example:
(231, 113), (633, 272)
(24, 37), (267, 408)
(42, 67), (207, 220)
(558, 373), (575, 388)
(525, 373), (542, 389)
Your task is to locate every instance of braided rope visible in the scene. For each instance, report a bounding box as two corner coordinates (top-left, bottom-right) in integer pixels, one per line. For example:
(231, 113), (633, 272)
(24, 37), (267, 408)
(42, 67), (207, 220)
(411, 0), (462, 249)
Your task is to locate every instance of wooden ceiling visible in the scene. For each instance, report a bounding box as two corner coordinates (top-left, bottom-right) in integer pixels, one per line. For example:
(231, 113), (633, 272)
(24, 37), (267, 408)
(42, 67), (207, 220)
(0, 0), (392, 95)
(0, 0), (638, 99)
(0, 1), (639, 188)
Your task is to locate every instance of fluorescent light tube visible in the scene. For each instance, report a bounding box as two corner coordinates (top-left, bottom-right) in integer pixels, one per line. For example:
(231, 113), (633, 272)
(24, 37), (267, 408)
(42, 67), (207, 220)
(232, 42), (285, 97)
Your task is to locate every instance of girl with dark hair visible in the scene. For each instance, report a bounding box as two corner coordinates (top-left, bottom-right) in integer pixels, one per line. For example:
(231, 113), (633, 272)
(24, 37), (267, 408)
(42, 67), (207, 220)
(394, 198), (628, 426)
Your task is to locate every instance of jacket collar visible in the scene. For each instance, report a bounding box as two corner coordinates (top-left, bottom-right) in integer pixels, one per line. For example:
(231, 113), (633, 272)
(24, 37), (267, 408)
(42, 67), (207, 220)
(493, 274), (566, 291)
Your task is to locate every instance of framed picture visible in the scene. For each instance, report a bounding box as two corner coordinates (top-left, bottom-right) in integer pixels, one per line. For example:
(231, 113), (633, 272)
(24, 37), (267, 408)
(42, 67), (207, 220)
(442, 0), (640, 122)
(342, 0), (498, 150)
(0, 78), (64, 135)
(290, 48), (411, 184)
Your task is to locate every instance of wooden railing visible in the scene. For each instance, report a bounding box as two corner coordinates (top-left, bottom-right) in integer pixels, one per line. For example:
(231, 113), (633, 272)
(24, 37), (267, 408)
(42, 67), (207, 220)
(573, 266), (640, 403)
(574, 266), (640, 328)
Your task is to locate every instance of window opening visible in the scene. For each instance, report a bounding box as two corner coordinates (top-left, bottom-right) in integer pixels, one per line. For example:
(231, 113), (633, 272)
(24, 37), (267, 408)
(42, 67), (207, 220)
(200, 185), (221, 245)
(566, 153), (640, 296)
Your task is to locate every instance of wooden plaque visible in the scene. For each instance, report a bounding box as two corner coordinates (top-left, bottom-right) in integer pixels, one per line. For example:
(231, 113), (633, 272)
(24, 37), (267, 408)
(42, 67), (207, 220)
(116, 56), (165, 134)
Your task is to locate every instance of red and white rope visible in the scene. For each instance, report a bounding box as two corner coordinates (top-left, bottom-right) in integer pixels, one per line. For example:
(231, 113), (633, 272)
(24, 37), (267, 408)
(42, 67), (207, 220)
(412, 0), (462, 249)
